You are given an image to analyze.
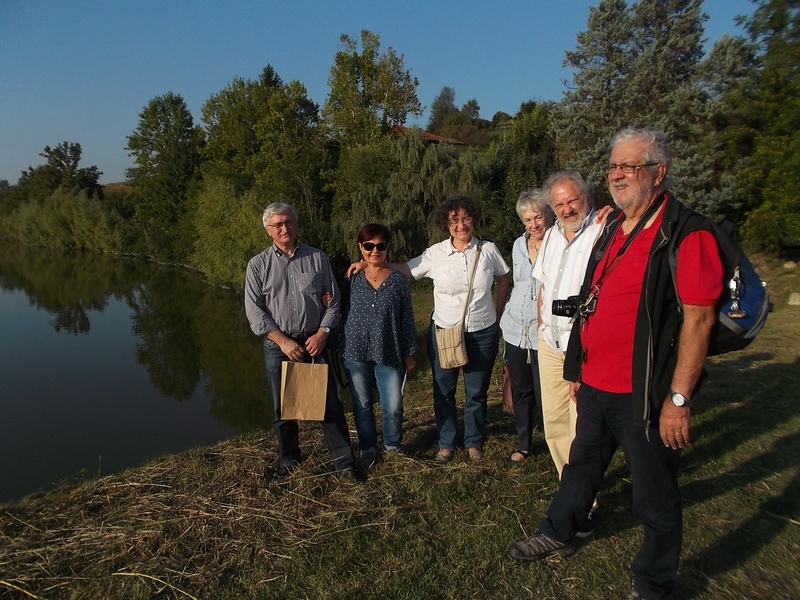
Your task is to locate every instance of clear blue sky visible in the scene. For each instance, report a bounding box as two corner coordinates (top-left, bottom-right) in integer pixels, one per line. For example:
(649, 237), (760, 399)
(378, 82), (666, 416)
(0, 0), (754, 184)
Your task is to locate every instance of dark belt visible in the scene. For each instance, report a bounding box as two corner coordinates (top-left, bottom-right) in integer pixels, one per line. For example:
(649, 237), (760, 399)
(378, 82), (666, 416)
(287, 332), (313, 344)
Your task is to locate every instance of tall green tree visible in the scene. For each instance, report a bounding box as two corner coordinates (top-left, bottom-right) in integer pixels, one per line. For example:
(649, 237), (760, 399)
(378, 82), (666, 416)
(200, 65), (285, 189)
(322, 30), (423, 146)
(735, 0), (800, 249)
(554, 0), (711, 207)
(691, 34), (758, 221)
(125, 92), (203, 260)
(554, 0), (633, 180)
(427, 86), (458, 134)
(195, 70), (329, 281)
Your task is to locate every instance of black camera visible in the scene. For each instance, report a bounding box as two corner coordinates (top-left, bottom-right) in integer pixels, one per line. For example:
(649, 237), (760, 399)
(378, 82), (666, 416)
(552, 293), (598, 320)
(552, 295), (582, 318)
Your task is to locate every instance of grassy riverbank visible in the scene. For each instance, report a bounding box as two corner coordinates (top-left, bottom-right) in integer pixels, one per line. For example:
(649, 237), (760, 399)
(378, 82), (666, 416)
(2, 255), (799, 599)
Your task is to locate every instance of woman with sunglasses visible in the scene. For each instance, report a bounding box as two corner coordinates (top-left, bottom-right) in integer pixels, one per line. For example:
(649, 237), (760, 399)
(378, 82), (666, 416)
(339, 223), (417, 469)
(348, 195), (510, 462)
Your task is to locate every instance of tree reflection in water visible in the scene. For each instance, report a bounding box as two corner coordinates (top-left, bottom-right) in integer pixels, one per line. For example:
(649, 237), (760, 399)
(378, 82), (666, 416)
(0, 242), (271, 432)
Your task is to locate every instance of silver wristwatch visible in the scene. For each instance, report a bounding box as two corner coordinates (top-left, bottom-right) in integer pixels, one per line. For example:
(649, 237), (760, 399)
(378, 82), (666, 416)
(669, 389), (692, 408)
(321, 327), (331, 335)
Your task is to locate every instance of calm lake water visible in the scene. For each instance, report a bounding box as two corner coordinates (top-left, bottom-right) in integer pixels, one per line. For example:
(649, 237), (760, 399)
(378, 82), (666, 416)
(0, 242), (272, 504)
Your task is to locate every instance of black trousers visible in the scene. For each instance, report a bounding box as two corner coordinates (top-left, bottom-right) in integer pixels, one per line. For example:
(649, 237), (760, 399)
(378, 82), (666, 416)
(539, 383), (682, 600)
(505, 342), (543, 453)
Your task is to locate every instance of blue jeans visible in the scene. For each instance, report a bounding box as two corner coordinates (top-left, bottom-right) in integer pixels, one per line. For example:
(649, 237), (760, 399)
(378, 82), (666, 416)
(343, 359), (405, 455)
(427, 321), (499, 450)
(538, 383), (679, 599)
(263, 339), (355, 472)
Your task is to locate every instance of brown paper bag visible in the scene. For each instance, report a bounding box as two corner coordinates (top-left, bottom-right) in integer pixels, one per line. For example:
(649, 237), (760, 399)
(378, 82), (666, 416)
(280, 360), (328, 421)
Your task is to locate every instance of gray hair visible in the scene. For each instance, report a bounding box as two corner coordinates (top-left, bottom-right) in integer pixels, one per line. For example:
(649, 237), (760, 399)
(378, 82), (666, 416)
(516, 188), (554, 226)
(542, 169), (595, 204)
(610, 126), (673, 191)
(262, 202), (298, 228)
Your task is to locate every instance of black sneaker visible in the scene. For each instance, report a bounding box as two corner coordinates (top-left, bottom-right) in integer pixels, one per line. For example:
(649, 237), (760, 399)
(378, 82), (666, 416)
(337, 467), (364, 484)
(275, 461), (299, 478)
(357, 453), (379, 471)
(506, 532), (576, 562)
(575, 511), (595, 539)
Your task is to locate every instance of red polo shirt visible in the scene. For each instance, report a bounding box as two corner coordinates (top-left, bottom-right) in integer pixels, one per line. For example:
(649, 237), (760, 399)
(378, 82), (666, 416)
(580, 210), (723, 393)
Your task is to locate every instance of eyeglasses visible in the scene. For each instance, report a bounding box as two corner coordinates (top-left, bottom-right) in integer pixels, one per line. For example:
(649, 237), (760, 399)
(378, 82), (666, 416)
(267, 220), (295, 230)
(362, 242), (388, 252)
(607, 163), (658, 175)
(448, 217), (474, 226)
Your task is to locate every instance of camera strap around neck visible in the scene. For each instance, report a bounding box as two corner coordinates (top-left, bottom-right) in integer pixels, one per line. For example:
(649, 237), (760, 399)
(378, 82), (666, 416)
(592, 195), (665, 291)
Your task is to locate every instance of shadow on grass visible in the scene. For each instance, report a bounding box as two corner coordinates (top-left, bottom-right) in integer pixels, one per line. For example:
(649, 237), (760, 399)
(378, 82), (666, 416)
(684, 355), (800, 494)
(676, 353), (800, 597)
(681, 465), (800, 598)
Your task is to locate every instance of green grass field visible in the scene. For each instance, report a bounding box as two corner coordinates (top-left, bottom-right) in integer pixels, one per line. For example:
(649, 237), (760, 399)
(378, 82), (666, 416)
(1, 255), (798, 599)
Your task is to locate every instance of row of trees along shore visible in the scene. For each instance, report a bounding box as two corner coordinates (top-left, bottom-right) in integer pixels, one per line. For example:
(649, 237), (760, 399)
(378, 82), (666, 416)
(1, 0), (798, 289)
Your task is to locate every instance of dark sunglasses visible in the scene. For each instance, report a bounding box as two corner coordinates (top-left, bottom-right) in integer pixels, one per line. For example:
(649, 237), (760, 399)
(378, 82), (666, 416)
(362, 242), (388, 251)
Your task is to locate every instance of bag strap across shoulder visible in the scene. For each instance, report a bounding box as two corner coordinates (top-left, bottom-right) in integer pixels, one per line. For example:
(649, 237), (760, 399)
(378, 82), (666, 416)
(460, 240), (484, 327)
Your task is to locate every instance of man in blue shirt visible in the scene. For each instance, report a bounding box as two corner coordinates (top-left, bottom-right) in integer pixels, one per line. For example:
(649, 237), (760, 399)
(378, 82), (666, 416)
(244, 202), (359, 482)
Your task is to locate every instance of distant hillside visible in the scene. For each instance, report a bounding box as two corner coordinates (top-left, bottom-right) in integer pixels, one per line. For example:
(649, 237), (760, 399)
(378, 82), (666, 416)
(103, 182), (131, 194)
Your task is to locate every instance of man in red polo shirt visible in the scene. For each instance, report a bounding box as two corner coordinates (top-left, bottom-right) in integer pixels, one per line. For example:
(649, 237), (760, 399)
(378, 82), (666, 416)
(507, 127), (723, 600)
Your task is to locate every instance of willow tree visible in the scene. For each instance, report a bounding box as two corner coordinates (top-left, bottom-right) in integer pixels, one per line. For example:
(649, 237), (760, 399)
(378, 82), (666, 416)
(554, 0), (634, 183)
(331, 130), (489, 262)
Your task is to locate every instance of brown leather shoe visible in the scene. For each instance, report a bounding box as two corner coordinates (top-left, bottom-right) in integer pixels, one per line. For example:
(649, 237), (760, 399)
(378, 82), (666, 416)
(434, 448), (454, 463)
(468, 447), (485, 461)
(510, 450), (530, 462)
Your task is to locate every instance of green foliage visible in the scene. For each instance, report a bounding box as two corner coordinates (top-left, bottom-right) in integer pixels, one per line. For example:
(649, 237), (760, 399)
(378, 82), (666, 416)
(10, 19), (798, 271)
(431, 97), (493, 146)
(0, 187), (123, 252)
(331, 130), (491, 262)
(322, 30), (423, 146)
(491, 110), (512, 125)
(426, 86), (458, 133)
(200, 65), (288, 189)
(555, 0), (711, 207)
(192, 179), (272, 286)
(741, 131), (800, 249)
(2, 142), (104, 218)
(196, 67), (332, 277)
(732, 0), (800, 249)
(125, 92), (203, 260)
(250, 80), (329, 231)
(488, 102), (557, 206)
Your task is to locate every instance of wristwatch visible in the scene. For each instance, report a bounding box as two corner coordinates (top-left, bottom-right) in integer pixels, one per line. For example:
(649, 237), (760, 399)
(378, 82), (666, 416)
(321, 327), (331, 335)
(669, 389), (692, 408)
